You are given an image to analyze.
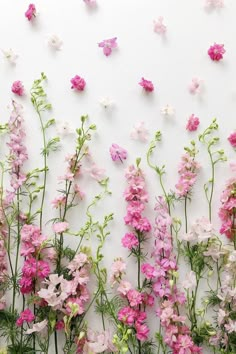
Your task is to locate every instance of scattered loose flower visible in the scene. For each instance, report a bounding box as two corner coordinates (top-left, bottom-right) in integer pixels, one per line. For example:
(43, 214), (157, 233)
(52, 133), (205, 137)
(56, 121), (73, 136)
(208, 43), (225, 61)
(98, 37), (117, 56)
(153, 16), (167, 34)
(25, 4), (36, 21)
(70, 75), (86, 91)
(130, 121), (149, 142)
(160, 104), (175, 117)
(2, 49), (18, 65)
(99, 96), (114, 108)
(189, 78), (203, 94)
(83, 0), (97, 5)
(11, 81), (24, 96)
(109, 143), (127, 162)
(139, 77), (154, 92)
(186, 114), (200, 132)
(205, 0), (224, 8)
(47, 34), (63, 50)
(228, 132), (236, 148)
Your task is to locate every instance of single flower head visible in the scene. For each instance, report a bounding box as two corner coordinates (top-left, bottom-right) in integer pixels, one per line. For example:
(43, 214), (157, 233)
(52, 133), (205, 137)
(83, 0), (96, 4)
(98, 37), (117, 56)
(139, 77), (154, 92)
(130, 121), (149, 142)
(205, 0), (224, 8)
(186, 114), (200, 132)
(208, 43), (225, 61)
(189, 77), (203, 94)
(56, 121), (73, 136)
(109, 143), (127, 162)
(70, 75), (86, 91)
(2, 49), (18, 64)
(25, 4), (36, 21)
(160, 104), (175, 117)
(99, 96), (114, 108)
(11, 81), (24, 96)
(48, 34), (63, 50)
(228, 132), (236, 148)
(153, 16), (167, 34)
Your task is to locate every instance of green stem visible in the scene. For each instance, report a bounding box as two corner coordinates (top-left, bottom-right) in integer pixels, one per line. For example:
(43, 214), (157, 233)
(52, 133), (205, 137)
(208, 147), (215, 223)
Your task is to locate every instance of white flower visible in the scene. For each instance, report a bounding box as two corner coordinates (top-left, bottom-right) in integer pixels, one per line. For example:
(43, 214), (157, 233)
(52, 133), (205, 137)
(225, 319), (236, 333)
(182, 271), (197, 290)
(229, 250), (236, 263)
(56, 121), (73, 136)
(99, 96), (114, 108)
(191, 217), (214, 241)
(160, 104), (175, 117)
(26, 320), (48, 334)
(47, 34), (63, 50)
(2, 48), (18, 64)
(178, 232), (196, 242)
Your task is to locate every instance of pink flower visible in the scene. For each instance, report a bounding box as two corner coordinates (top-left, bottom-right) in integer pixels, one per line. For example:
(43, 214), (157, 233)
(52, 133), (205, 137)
(25, 4), (36, 21)
(83, 0), (96, 4)
(87, 163), (106, 181)
(11, 81), (24, 96)
(139, 77), (154, 92)
(70, 75), (86, 91)
(205, 0), (224, 8)
(208, 43), (225, 61)
(53, 221), (69, 233)
(153, 17), (166, 34)
(26, 319), (48, 334)
(189, 78), (203, 94)
(110, 258), (126, 285)
(117, 280), (132, 296)
(121, 232), (139, 249)
(55, 320), (65, 330)
(130, 122), (149, 142)
(98, 37), (117, 56)
(135, 322), (149, 341)
(16, 309), (35, 327)
(118, 306), (137, 325)
(127, 289), (142, 307)
(109, 143), (127, 162)
(228, 132), (236, 148)
(186, 114), (200, 132)
(141, 263), (157, 279)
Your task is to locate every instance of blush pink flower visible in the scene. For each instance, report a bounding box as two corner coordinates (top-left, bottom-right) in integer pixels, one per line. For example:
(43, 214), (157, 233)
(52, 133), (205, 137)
(117, 280), (132, 296)
(208, 43), (225, 61)
(139, 77), (154, 92)
(70, 75), (86, 91)
(84, 0), (96, 4)
(25, 4), (36, 21)
(52, 221), (69, 233)
(228, 132), (236, 148)
(121, 232), (139, 249)
(87, 163), (106, 181)
(16, 308), (35, 327)
(109, 143), (127, 162)
(189, 78), (203, 94)
(130, 122), (149, 142)
(127, 289), (142, 307)
(11, 81), (24, 96)
(205, 0), (224, 8)
(186, 114), (200, 132)
(98, 37), (117, 56)
(26, 319), (48, 334)
(153, 17), (166, 34)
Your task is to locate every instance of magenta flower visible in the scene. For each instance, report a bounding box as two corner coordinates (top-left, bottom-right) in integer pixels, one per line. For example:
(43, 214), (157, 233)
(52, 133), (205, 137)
(208, 43), (225, 61)
(70, 75), (86, 91)
(139, 77), (154, 92)
(98, 37), (117, 56)
(11, 81), (24, 96)
(16, 308), (35, 327)
(109, 143), (127, 162)
(186, 114), (200, 132)
(121, 232), (139, 249)
(25, 4), (36, 21)
(228, 132), (236, 148)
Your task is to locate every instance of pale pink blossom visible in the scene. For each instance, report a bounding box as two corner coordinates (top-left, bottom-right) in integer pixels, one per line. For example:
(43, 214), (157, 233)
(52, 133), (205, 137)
(83, 329), (117, 353)
(56, 121), (73, 136)
(47, 34), (63, 50)
(25, 4), (36, 21)
(130, 122), (149, 142)
(117, 280), (132, 296)
(11, 81), (24, 96)
(182, 271), (197, 290)
(70, 75), (86, 91)
(229, 160), (236, 172)
(186, 114), (200, 132)
(225, 320), (236, 333)
(52, 221), (69, 233)
(153, 17), (166, 34)
(26, 319), (48, 334)
(98, 38), (117, 56)
(139, 77), (154, 92)
(109, 144), (127, 162)
(83, 0), (96, 4)
(189, 78), (203, 94)
(87, 164), (106, 181)
(205, 0), (224, 8)
(110, 258), (126, 285)
(208, 43), (225, 61)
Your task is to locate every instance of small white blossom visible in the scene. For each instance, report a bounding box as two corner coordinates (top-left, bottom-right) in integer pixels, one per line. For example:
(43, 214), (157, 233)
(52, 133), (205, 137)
(56, 121), (73, 137)
(182, 271), (197, 290)
(2, 48), (18, 64)
(160, 104), (175, 117)
(99, 96), (114, 108)
(47, 34), (63, 50)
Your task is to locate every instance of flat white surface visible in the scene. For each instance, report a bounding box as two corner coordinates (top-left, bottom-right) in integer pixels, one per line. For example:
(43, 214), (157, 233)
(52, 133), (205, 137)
(0, 1), (236, 352)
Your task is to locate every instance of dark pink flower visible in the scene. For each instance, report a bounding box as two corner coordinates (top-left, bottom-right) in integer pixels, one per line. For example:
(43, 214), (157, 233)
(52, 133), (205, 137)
(109, 143), (127, 162)
(228, 132), (236, 147)
(70, 75), (86, 91)
(11, 81), (24, 96)
(98, 38), (117, 56)
(208, 43), (225, 61)
(25, 4), (36, 21)
(139, 77), (154, 92)
(186, 114), (200, 132)
(121, 232), (139, 249)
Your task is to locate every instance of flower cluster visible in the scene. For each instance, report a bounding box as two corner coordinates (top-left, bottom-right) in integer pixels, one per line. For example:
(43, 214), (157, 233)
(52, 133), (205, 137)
(71, 75), (86, 91)
(208, 43), (225, 61)
(139, 77), (154, 92)
(186, 114), (200, 132)
(98, 38), (117, 56)
(219, 178), (236, 239)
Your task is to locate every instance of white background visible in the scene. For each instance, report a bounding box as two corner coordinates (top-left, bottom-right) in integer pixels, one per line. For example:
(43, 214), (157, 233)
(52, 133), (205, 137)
(1, 0), (236, 353)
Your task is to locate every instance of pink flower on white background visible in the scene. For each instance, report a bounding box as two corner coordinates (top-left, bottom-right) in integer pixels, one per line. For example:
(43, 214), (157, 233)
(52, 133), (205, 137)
(189, 78), (203, 94)
(11, 81), (24, 96)
(228, 132), (236, 148)
(83, 0), (96, 5)
(139, 77), (154, 92)
(25, 4), (36, 21)
(208, 43), (225, 61)
(70, 75), (86, 91)
(98, 37), (117, 56)
(52, 222), (69, 233)
(205, 0), (224, 8)
(229, 160), (236, 172)
(87, 163), (106, 181)
(130, 122), (149, 142)
(186, 114), (200, 132)
(109, 143), (127, 162)
(153, 17), (167, 34)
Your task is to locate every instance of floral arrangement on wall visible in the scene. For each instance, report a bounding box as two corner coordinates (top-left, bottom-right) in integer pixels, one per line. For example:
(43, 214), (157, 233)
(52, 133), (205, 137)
(0, 1), (235, 353)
